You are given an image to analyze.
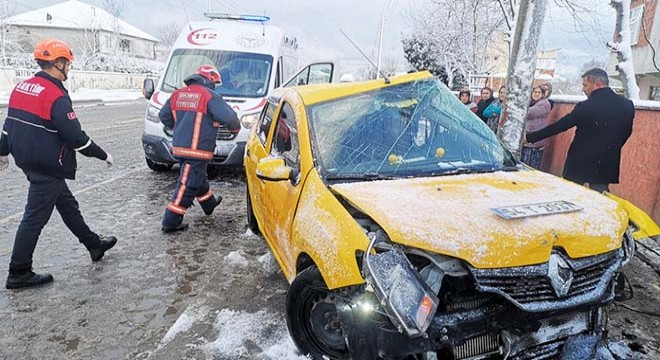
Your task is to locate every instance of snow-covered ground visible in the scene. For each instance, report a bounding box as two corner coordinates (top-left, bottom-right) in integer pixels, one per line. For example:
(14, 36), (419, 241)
(0, 88), (144, 106)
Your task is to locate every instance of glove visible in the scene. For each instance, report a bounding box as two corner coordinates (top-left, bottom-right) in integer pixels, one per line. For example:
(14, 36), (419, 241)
(105, 152), (114, 167)
(0, 155), (8, 171)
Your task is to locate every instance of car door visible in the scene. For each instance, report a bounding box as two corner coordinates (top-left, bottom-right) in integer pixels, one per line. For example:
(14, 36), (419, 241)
(259, 101), (304, 275)
(245, 98), (280, 226)
(283, 62), (334, 87)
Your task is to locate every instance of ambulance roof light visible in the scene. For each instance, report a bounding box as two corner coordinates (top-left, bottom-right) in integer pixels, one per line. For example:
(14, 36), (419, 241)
(204, 13), (270, 22)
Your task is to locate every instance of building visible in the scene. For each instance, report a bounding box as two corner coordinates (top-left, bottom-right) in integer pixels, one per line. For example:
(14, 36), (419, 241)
(470, 31), (560, 92)
(5, 0), (158, 60)
(607, 0), (660, 100)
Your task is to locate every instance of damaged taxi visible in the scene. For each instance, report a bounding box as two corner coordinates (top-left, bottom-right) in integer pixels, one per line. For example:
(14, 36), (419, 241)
(244, 71), (660, 360)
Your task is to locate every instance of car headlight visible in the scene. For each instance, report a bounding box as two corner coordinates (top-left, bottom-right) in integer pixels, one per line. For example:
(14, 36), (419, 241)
(362, 230), (439, 337)
(240, 112), (260, 129)
(145, 104), (161, 123)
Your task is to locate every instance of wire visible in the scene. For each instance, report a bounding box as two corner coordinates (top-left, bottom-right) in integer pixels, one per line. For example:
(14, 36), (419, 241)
(614, 302), (660, 317)
(640, 5), (660, 73)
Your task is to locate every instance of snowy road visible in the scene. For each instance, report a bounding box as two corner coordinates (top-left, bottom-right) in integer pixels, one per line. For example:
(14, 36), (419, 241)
(0, 101), (658, 360)
(0, 101), (305, 360)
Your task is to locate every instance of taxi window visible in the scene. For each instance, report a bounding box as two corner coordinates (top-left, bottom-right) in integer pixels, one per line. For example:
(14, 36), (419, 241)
(272, 102), (299, 172)
(257, 101), (277, 145)
(308, 63), (333, 84)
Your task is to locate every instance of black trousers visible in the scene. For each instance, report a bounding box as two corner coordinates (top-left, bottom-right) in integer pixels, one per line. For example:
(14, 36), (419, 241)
(9, 172), (101, 273)
(162, 160), (216, 228)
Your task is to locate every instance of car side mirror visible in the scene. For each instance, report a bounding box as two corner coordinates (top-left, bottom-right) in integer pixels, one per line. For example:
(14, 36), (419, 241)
(256, 157), (291, 181)
(143, 78), (155, 100)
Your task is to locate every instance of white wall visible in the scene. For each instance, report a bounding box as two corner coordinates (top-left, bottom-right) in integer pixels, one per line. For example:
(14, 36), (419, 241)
(1, 68), (148, 92)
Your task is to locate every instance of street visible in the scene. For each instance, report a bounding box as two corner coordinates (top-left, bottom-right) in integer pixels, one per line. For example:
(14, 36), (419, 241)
(0, 101), (658, 360)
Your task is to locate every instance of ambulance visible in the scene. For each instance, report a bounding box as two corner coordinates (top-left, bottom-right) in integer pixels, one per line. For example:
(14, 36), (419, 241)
(142, 14), (299, 174)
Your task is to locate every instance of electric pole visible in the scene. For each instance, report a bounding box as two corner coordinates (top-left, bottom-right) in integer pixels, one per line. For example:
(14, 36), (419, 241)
(376, 15), (385, 79)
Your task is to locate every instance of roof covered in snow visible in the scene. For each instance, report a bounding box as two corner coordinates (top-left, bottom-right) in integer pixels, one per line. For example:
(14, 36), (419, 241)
(7, 0), (158, 42)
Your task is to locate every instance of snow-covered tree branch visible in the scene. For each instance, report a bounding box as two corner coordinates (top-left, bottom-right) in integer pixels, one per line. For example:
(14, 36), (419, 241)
(607, 0), (640, 99)
(403, 0), (505, 88)
(498, 0), (549, 157)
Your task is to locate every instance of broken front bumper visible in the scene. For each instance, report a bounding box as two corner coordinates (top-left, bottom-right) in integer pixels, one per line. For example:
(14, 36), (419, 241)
(338, 298), (609, 359)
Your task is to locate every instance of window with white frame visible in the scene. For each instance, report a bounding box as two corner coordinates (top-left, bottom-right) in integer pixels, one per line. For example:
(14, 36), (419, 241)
(630, 5), (644, 46)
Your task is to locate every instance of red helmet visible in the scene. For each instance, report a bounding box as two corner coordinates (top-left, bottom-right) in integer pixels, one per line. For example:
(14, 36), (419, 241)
(194, 65), (221, 84)
(34, 38), (75, 62)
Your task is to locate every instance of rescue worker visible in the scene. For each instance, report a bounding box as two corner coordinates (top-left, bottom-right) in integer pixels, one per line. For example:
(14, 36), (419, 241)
(0, 38), (117, 289)
(159, 65), (240, 232)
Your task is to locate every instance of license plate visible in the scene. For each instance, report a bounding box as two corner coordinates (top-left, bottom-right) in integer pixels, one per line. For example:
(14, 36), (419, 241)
(492, 201), (582, 219)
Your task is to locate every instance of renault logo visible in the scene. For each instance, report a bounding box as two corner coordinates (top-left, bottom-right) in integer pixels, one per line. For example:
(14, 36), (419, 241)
(548, 253), (573, 297)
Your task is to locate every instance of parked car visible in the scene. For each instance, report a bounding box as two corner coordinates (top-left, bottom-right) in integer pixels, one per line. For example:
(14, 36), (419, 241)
(243, 71), (660, 359)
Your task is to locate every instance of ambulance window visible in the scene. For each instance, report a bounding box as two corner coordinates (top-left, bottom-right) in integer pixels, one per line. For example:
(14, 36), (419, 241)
(258, 101), (277, 145)
(308, 63), (333, 84)
(272, 103), (299, 176)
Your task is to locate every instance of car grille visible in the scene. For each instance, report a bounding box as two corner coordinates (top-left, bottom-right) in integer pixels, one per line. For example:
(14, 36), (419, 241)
(217, 127), (237, 141)
(453, 333), (500, 359)
(469, 249), (623, 312)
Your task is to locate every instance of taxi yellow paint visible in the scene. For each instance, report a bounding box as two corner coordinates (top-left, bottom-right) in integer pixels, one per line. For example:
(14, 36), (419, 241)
(244, 71), (659, 291)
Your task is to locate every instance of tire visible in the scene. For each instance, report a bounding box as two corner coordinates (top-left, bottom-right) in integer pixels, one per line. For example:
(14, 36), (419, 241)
(206, 165), (220, 179)
(286, 266), (350, 360)
(146, 158), (172, 172)
(246, 186), (260, 234)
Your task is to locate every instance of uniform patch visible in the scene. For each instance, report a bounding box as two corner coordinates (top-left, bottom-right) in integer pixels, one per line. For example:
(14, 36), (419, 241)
(175, 92), (202, 111)
(67, 111), (77, 120)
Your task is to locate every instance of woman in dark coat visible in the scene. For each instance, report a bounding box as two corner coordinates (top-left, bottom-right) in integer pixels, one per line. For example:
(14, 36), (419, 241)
(475, 87), (494, 123)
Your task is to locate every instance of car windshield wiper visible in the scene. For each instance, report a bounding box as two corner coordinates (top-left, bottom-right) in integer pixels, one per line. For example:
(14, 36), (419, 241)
(162, 81), (178, 91)
(325, 173), (397, 182)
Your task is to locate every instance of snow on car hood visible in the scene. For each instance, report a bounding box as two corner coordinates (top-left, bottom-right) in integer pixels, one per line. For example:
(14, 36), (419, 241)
(330, 170), (629, 269)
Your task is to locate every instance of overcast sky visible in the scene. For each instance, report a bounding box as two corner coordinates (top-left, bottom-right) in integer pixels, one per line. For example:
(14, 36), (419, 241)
(18, 0), (616, 77)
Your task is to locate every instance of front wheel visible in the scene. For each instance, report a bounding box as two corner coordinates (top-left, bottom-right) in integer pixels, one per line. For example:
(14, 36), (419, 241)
(206, 165), (220, 179)
(286, 266), (350, 360)
(146, 158), (172, 172)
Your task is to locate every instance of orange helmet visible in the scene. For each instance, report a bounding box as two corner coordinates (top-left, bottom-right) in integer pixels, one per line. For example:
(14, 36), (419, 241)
(34, 38), (75, 62)
(194, 65), (221, 83)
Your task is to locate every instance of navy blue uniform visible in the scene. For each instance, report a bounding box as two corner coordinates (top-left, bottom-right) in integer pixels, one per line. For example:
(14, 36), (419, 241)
(0, 72), (108, 273)
(159, 74), (239, 229)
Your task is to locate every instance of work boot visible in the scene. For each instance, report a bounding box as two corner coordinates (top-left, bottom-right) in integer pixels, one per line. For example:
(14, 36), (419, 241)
(89, 235), (118, 262)
(6, 271), (54, 289)
(202, 195), (223, 216)
(162, 222), (189, 233)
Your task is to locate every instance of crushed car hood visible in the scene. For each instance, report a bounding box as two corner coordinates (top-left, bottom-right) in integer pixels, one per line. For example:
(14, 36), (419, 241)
(330, 170), (629, 269)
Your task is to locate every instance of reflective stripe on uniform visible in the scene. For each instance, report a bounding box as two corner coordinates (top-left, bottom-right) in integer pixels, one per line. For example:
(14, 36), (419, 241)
(191, 112), (203, 150)
(167, 202), (186, 215)
(174, 163), (191, 206)
(171, 147), (213, 160)
(7, 116), (58, 133)
(197, 189), (213, 202)
(172, 110), (177, 122)
(1, 130), (7, 135)
(74, 139), (92, 151)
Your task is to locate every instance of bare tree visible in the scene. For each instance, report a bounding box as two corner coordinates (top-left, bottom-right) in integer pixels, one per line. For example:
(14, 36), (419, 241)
(158, 22), (181, 47)
(0, 3), (19, 66)
(498, 0), (549, 157)
(607, 0), (640, 99)
(403, 0), (505, 87)
(102, 0), (124, 53)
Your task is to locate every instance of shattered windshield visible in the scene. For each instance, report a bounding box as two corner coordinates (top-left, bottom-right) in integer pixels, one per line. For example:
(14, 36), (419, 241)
(161, 49), (273, 98)
(306, 78), (517, 179)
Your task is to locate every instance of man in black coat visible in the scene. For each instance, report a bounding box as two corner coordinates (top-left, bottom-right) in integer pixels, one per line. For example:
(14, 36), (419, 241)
(525, 68), (634, 192)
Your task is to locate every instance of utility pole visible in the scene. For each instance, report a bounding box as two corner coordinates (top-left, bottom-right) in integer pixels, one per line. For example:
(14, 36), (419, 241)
(498, 0), (549, 158)
(208, 0), (212, 13)
(376, 15), (385, 79)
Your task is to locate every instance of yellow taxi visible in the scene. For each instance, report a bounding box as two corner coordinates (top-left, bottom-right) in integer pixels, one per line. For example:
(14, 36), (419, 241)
(244, 71), (660, 360)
